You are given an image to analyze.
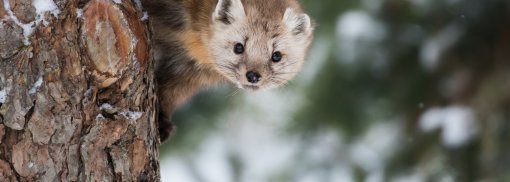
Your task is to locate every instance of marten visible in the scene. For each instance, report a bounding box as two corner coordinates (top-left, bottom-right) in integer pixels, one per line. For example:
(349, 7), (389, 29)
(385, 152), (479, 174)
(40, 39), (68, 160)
(145, 0), (314, 141)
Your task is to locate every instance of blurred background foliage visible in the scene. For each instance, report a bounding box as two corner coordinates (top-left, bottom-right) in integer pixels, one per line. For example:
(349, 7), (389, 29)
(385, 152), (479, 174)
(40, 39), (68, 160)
(160, 0), (510, 181)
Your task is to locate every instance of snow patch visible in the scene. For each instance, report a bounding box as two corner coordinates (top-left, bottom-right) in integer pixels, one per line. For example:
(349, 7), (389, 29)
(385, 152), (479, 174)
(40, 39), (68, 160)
(0, 89), (7, 103)
(2, 0), (60, 45)
(84, 88), (93, 97)
(140, 11), (148, 21)
(76, 8), (83, 18)
(120, 111), (143, 120)
(96, 114), (106, 120)
(29, 77), (43, 94)
(3, 0), (36, 45)
(33, 0), (60, 17)
(419, 105), (479, 148)
(99, 103), (114, 111)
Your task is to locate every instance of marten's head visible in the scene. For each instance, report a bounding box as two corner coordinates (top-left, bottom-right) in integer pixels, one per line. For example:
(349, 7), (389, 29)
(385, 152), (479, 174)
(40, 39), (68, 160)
(208, 0), (314, 90)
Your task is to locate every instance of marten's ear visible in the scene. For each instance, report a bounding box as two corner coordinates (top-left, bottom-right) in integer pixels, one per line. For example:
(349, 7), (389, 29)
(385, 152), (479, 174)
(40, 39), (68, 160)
(213, 0), (246, 25)
(283, 8), (313, 36)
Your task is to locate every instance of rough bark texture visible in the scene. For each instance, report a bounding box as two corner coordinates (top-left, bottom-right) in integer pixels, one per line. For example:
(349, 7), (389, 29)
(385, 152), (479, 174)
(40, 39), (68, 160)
(0, 0), (160, 181)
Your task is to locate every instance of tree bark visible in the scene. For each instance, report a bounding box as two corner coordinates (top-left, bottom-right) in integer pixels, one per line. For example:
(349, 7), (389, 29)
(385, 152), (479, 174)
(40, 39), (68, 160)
(0, 0), (160, 181)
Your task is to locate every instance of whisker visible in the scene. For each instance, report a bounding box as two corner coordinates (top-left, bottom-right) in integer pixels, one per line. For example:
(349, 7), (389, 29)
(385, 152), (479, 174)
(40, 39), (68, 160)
(278, 61), (300, 68)
(270, 75), (287, 80)
(269, 76), (293, 88)
(227, 88), (241, 98)
(273, 71), (300, 75)
(269, 78), (286, 86)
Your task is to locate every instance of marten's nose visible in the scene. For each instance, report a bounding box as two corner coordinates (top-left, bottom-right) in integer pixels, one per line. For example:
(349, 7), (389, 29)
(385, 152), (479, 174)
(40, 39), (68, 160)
(246, 71), (261, 84)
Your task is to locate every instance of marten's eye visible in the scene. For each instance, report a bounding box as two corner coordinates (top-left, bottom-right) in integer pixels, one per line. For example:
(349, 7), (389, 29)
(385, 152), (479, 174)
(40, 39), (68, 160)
(271, 51), (282, 62)
(234, 43), (244, 54)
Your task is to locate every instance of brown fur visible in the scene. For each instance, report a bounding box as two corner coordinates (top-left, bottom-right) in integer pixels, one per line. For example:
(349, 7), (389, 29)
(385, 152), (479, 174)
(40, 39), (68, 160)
(145, 0), (314, 141)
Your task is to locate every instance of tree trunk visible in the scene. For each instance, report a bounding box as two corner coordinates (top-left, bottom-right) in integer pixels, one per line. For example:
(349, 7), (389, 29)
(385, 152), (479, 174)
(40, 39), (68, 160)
(0, 0), (160, 181)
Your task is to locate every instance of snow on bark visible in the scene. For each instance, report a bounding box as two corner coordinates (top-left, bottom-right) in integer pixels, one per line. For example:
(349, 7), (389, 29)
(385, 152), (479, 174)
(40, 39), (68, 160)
(0, 0), (160, 181)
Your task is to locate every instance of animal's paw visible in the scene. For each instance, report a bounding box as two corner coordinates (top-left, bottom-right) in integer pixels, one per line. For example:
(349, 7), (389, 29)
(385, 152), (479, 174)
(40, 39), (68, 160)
(158, 114), (175, 143)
